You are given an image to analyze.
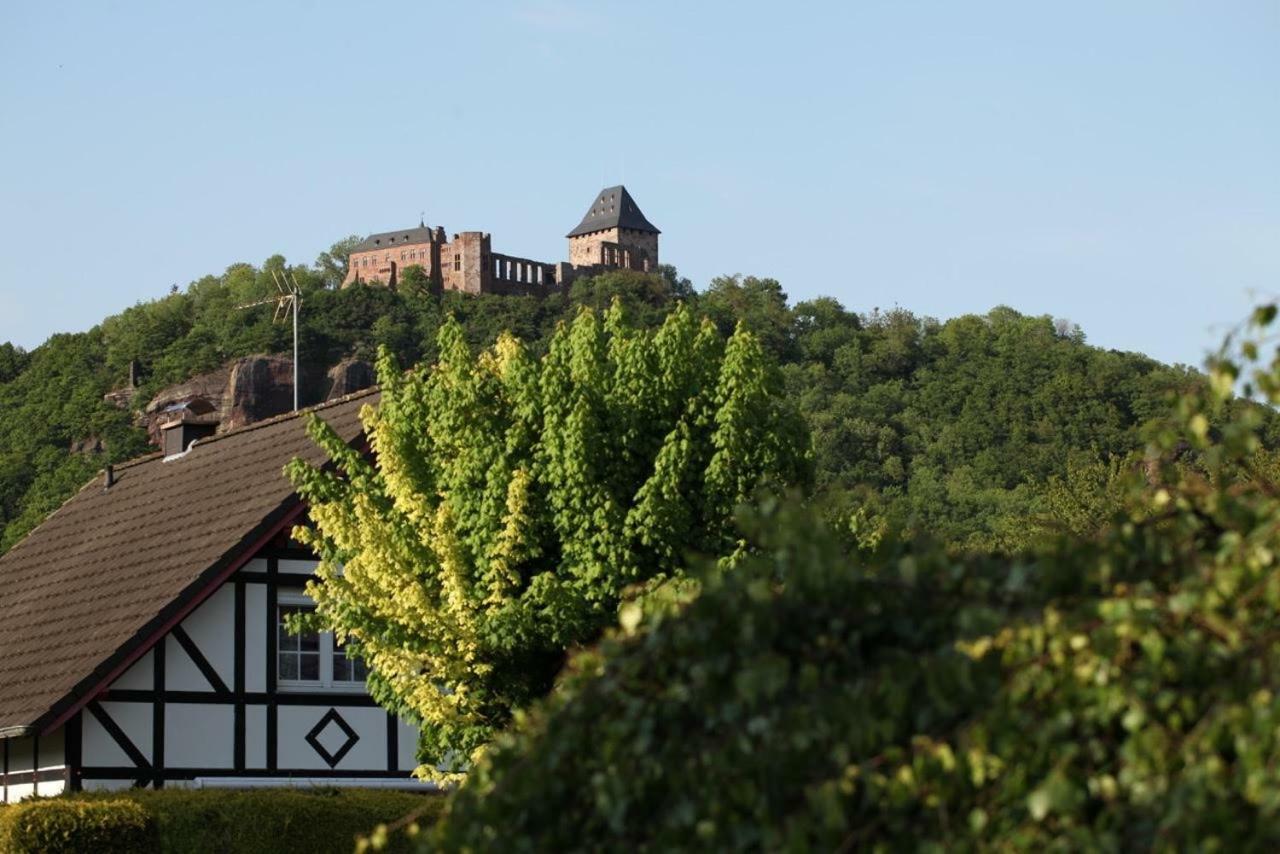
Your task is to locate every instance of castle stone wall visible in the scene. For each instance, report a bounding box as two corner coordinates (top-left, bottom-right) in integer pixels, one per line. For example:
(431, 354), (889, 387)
(343, 188), (658, 295)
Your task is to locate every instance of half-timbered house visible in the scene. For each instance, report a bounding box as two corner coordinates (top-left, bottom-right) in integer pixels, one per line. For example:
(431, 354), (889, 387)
(0, 388), (426, 801)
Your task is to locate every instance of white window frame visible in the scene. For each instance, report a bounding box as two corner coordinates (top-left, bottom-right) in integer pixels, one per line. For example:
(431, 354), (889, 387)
(276, 592), (366, 693)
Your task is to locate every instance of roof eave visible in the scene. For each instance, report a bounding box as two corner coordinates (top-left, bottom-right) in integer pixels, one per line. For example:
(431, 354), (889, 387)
(31, 495), (310, 737)
(566, 224), (661, 239)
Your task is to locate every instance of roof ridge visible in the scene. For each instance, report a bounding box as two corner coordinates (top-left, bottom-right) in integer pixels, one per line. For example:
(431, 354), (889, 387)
(0, 388), (383, 556)
(188, 385), (380, 449)
(109, 386), (381, 473)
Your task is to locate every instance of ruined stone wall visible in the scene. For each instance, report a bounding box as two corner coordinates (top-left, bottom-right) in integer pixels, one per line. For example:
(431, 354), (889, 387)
(617, 228), (659, 270)
(488, 252), (557, 296)
(442, 232), (490, 294)
(344, 214), (658, 295)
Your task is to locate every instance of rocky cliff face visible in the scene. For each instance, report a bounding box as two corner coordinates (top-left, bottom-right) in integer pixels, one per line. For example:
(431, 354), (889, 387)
(221, 355), (314, 432)
(140, 363), (234, 445)
(125, 354), (375, 446)
(324, 358), (377, 401)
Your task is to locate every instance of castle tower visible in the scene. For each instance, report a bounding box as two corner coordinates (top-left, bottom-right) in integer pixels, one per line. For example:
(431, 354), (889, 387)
(566, 186), (660, 272)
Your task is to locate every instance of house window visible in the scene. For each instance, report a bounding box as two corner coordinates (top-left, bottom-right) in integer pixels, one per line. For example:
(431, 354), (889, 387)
(278, 604), (320, 680)
(277, 596), (367, 690)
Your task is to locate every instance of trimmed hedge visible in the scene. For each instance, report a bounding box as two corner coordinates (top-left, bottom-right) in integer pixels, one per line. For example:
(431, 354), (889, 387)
(1, 787), (442, 854)
(0, 798), (155, 853)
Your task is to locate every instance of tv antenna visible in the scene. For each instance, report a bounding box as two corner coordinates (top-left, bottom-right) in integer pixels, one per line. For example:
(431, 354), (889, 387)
(235, 271), (302, 411)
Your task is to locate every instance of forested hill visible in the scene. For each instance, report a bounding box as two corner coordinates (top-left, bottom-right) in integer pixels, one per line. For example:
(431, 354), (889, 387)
(0, 241), (1218, 554)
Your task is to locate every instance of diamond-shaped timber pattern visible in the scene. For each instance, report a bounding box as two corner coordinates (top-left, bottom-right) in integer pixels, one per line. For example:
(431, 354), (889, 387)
(305, 707), (360, 768)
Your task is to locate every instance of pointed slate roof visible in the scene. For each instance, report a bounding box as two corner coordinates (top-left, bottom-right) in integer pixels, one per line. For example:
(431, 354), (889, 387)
(0, 389), (378, 735)
(566, 186), (660, 238)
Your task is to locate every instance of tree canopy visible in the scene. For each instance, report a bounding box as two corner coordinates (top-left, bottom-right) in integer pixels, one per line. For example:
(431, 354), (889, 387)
(429, 305), (1280, 852)
(287, 304), (811, 767)
(0, 242), (1216, 556)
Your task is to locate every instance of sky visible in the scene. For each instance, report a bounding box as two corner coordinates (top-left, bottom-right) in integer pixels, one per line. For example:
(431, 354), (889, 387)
(0, 1), (1277, 368)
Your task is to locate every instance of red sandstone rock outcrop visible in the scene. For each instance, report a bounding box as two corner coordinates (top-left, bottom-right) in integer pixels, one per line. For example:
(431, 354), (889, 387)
(221, 354), (307, 432)
(141, 364), (233, 445)
(324, 358), (376, 401)
(127, 354), (376, 446)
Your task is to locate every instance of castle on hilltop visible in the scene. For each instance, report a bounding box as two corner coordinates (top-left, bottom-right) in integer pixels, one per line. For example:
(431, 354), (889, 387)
(342, 185), (660, 295)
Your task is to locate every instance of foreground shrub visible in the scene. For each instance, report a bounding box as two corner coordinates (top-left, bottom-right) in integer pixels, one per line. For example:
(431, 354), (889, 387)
(17, 787), (440, 854)
(432, 309), (1280, 850)
(431, 502), (1011, 851)
(0, 798), (154, 853)
(126, 787), (438, 854)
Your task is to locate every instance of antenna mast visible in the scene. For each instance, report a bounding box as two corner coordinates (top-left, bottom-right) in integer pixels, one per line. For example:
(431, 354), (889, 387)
(235, 271), (303, 411)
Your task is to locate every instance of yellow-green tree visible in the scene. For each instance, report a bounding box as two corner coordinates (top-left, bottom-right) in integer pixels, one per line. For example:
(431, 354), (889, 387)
(287, 303), (811, 769)
(428, 305), (1280, 851)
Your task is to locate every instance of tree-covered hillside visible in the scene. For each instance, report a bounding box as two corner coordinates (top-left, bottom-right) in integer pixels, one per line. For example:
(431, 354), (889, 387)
(0, 239), (1220, 554)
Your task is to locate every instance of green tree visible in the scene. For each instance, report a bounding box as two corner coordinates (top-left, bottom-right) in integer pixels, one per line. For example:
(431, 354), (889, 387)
(287, 303), (812, 770)
(314, 235), (363, 288)
(0, 342), (29, 384)
(430, 303), (1280, 852)
(700, 274), (796, 362)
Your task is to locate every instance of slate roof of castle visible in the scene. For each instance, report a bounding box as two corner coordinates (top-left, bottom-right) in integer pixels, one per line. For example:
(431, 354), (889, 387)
(0, 389), (379, 735)
(566, 186), (661, 238)
(351, 225), (436, 253)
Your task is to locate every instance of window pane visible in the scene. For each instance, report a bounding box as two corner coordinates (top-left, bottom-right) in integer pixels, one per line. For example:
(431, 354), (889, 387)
(333, 640), (366, 683)
(279, 654), (298, 680)
(279, 605), (319, 655)
(300, 653), (320, 681)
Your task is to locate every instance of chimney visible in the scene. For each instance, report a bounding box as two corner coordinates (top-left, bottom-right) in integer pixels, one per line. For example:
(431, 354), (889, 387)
(103, 464), (115, 490)
(160, 413), (219, 458)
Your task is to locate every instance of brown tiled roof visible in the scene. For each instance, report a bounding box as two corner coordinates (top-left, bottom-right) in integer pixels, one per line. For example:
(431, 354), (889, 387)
(0, 389), (379, 734)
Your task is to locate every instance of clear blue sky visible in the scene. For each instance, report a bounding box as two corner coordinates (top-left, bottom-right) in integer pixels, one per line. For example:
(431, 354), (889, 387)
(1, 1), (1276, 367)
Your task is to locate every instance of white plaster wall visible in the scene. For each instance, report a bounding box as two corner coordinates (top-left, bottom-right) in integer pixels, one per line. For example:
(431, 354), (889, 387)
(178, 585), (235, 687)
(84, 702), (152, 767)
(5, 783), (33, 801)
(240, 557), (268, 576)
(245, 585), (267, 692)
(277, 706), (387, 771)
(3, 733), (66, 803)
(165, 704), (235, 768)
(35, 779), (65, 797)
(112, 650), (154, 691)
(165, 635), (212, 692)
(7, 737), (33, 773)
(38, 728), (64, 770)
(397, 719), (418, 772)
(279, 558), (319, 576)
(246, 705), (266, 769)
(82, 779), (134, 792)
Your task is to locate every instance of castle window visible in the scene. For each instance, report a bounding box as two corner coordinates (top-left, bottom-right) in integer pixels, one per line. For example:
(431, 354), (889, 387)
(454, 255), (461, 272)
